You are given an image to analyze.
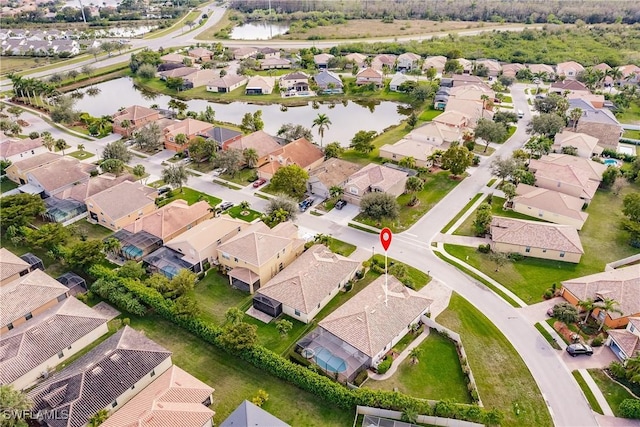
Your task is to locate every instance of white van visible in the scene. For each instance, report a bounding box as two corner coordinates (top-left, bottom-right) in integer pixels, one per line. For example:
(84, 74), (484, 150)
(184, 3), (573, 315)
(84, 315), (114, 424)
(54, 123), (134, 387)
(517, 109), (524, 119)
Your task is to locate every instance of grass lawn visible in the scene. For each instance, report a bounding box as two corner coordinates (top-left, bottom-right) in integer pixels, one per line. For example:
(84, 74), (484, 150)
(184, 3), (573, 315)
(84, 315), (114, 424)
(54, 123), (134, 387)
(615, 101), (640, 125)
(128, 315), (352, 426)
(506, 125), (517, 139)
(502, 95), (513, 103)
(1, 56), (64, 75)
(438, 293), (552, 427)
(247, 315), (313, 355)
(191, 270), (250, 325)
(354, 171), (462, 233)
(226, 205), (262, 222)
(340, 122), (412, 166)
(327, 237), (357, 257)
(366, 332), (471, 403)
(220, 167), (258, 186)
(571, 371), (604, 415)
(472, 144), (495, 156)
(622, 129), (640, 140)
(67, 150), (95, 160)
(158, 187), (222, 208)
(0, 179), (18, 194)
(419, 108), (443, 121)
(588, 369), (636, 417)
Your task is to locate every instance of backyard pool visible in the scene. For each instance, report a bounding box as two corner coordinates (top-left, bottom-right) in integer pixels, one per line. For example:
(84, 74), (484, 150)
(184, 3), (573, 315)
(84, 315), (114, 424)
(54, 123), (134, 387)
(315, 347), (347, 373)
(603, 159), (620, 167)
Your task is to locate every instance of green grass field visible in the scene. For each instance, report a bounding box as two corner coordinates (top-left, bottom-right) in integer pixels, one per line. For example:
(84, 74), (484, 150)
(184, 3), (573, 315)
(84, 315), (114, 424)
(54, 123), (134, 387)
(0, 179), (19, 194)
(438, 293), (552, 427)
(588, 369), (636, 417)
(226, 205), (262, 222)
(158, 187), (222, 208)
(572, 371), (604, 415)
(67, 150), (95, 160)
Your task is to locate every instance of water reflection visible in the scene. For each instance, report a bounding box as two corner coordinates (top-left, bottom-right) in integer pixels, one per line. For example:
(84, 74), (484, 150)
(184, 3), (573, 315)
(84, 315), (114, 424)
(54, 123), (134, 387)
(230, 21), (290, 40)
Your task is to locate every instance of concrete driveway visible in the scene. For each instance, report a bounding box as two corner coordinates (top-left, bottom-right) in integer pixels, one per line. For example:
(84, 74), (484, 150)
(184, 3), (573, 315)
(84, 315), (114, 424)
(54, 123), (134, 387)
(518, 297), (564, 324)
(562, 345), (618, 370)
(319, 203), (359, 226)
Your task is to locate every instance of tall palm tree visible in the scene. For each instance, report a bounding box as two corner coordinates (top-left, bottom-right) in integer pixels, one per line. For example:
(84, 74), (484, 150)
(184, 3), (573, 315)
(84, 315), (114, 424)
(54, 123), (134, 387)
(577, 298), (596, 322)
(404, 176), (424, 206)
(103, 237), (121, 257)
(409, 347), (421, 365)
(77, 144), (85, 152)
(596, 298), (623, 331)
(312, 113), (332, 148)
(54, 139), (67, 155)
(532, 71), (546, 94)
(607, 67), (623, 92)
(243, 148), (259, 168)
(329, 185), (343, 199)
(41, 132), (55, 151)
(569, 108), (583, 131)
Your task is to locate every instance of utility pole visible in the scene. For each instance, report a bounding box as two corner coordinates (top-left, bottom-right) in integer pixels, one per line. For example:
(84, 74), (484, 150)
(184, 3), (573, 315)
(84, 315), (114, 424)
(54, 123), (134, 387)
(78, 0), (87, 23)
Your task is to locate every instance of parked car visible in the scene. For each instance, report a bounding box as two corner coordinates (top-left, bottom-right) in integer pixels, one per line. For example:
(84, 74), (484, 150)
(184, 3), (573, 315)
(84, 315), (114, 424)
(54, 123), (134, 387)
(253, 178), (267, 188)
(158, 186), (171, 194)
(335, 199), (347, 210)
(212, 168), (227, 176)
(218, 201), (234, 211)
(566, 343), (593, 357)
(546, 307), (555, 317)
(299, 197), (314, 212)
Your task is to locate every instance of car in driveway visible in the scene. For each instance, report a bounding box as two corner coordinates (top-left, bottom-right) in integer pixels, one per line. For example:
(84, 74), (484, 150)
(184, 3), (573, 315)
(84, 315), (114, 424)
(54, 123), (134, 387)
(566, 343), (593, 357)
(299, 197), (314, 212)
(218, 201), (234, 211)
(212, 168), (227, 176)
(335, 199), (347, 210)
(253, 178), (267, 188)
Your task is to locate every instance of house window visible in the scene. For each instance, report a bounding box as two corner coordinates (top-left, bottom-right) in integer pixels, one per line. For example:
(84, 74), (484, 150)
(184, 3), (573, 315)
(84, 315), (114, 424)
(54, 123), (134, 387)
(525, 247), (531, 253)
(112, 401), (118, 408)
(25, 312), (33, 321)
(7, 323), (13, 331)
(542, 249), (547, 253)
(279, 263), (283, 271)
(217, 239), (222, 244)
(150, 370), (156, 377)
(234, 257), (238, 262)
(130, 385), (135, 390)
(88, 203), (93, 208)
(630, 325), (635, 333)
(57, 294), (67, 302)
(58, 351), (64, 358)
(349, 186), (358, 195)
(222, 252), (230, 260)
(560, 252), (565, 258)
(294, 309), (300, 316)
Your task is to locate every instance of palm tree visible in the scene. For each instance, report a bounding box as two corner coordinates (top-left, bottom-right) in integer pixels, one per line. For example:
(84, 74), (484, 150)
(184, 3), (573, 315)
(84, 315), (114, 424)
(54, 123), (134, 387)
(596, 298), (623, 331)
(428, 149), (444, 167)
(312, 113), (332, 148)
(243, 148), (259, 168)
(41, 132), (55, 151)
(532, 71), (546, 94)
(55, 139), (67, 155)
(569, 108), (583, 131)
(329, 185), (343, 199)
(103, 237), (121, 257)
(132, 164), (146, 183)
(404, 176), (424, 206)
(607, 67), (623, 91)
(120, 119), (131, 136)
(174, 133), (188, 147)
(409, 347), (421, 365)
(398, 156), (416, 169)
(577, 298), (596, 323)
(0, 385), (32, 426)
(77, 144), (85, 152)
(480, 94), (490, 119)
(88, 409), (108, 427)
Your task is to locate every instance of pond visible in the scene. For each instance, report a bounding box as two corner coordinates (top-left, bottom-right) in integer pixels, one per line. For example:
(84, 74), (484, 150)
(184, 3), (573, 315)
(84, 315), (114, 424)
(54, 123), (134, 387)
(73, 77), (409, 146)
(230, 21), (290, 40)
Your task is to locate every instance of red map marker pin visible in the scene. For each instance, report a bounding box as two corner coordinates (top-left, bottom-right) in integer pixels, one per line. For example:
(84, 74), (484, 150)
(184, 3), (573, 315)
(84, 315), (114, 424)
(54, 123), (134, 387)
(380, 227), (392, 252)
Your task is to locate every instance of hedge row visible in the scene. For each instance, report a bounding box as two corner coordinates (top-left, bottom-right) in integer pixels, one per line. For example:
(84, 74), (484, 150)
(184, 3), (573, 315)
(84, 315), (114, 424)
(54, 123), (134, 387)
(103, 268), (503, 425)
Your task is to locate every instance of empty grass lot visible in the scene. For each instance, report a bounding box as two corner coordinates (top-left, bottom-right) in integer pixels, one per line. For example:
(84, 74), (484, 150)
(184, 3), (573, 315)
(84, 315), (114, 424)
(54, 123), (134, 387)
(438, 293), (552, 427)
(226, 205), (262, 222)
(366, 331), (471, 403)
(158, 187), (222, 208)
(588, 369), (637, 417)
(453, 196), (547, 236)
(67, 150), (95, 160)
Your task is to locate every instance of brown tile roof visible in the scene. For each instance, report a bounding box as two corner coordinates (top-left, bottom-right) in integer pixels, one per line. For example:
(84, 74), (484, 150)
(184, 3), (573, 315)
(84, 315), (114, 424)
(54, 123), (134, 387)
(245, 75), (275, 92)
(28, 158), (94, 193)
(433, 110), (471, 128)
(87, 181), (157, 221)
(124, 200), (212, 240)
(553, 131), (602, 155)
(562, 265), (640, 320)
(1, 269), (69, 328)
(260, 57), (291, 67)
(551, 80), (589, 92)
(165, 216), (248, 257)
(319, 275), (431, 358)
(422, 55), (447, 70)
(444, 98), (493, 124)
(593, 63), (612, 72)
(527, 63), (555, 75)
(101, 365), (214, 427)
(160, 53), (189, 63)
(0, 297), (107, 385)
(313, 53), (334, 64)
(408, 122), (461, 145)
(308, 158), (363, 188)
(258, 245), (360, 314)
(534, 153), (607, 181)
(557, 61), (585, 75)
(514, 184), (589, 224)
(380, 138), (438, 162)
(158, 67), (198, 79)
(529, 156), (602, 199)
(206, 74), (247, 88)
(264, 137), (323, 169)
(356, 67), (383, 79)
(183, 69), (220, 83)
(60, 173), (135, 203)
(346, 163), (408, 193)
(227, 130), (280, 158)
(0, 247), (30, 283)
(0, 137), (42, 158)
(164, 118), (213, 138)
(607, 329), (640, 359)
(112, 105), (158, 123)
(11, 152), (61, 173)
(398, 52), (421, 62)
(188, 47), (213, 57)
(490, 217), (584, 254)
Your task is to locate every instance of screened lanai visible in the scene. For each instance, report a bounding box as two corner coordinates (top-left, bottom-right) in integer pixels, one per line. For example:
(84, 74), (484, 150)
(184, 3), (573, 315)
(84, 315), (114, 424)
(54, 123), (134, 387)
(56, 272), (86, 295)
(43, 197), (86, 223)
(142, 247), (198, 279)
(111, 230), (161, 261)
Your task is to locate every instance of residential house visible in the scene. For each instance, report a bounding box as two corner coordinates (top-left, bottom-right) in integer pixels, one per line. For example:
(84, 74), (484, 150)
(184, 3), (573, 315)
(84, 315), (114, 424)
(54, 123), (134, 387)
(407, 122), (462, 148)
(226, 130), (281, 165)
(422, 55), (447, 74)
(0, 248), (30, 285)
(112, 105), (160, 137)
(568, 98), (623, 150)
(342, 163), (409, 206)
(619, 64), (640, 85)
(101, 365), (214, 427)
(29, 326), (172, 427)
(433, 110), (473, 130)
(233, 46), (258, 60)
(433, 87), (451, 110)
(258, 47), (280, 58)
(160, 52), (190, 64)
(253, 244), (361, 322)
(5, 152), (64, 185)
(279, 71), (310, 93)
(307, 158), (363, 199)
(566, 92), (606, 109)
(85, 181), (158, 231)
(164, 216), (250, 273)
(389, 72), (412, 92)
(476, 59), (502, 77)
(158, 66), (198, 81)
(448, 84), (495, 102)
(55, 173), (134, 205)
(182, 69), (220, 89)
(561, 265), (640, 329)
(217, 221), (306, 293)
(245, 75), (275, 95)
(1, 269), (69, 334)
(528, 153), (606, 202)
(593, 63), (614, 86)
(21, 156), (95, 198)
(606, 317), (640, 361)
(512, 184), (589, 230)
(444, 98), (492, 127)
(311, 275), (431, 370)
(556, 61), (585, 80)
(355, 67), (383, 87)
(456, 58), (474, 74)
(550, 80), (590, 96)
(371, 54), (396, 72)
(163, 118), (214, 151)
(257, 137), (324, 180)
(205, 74), (247, 93)
(313, 53), (334, 69)
(51, 39), (79, 56)
(0, 297), (108, 390)
(380, 138), (439, 168)
(221, 400), (290, 427)
(501, 63), (525, 79)
(490, 217), (584, 263)
(344, 52), (367, 69)
(527, 63), (556, 79)
(552, 130), (603, 158)
(188, 47), (214, 62)
(259, 57), (291, 70)
(0, 136), (45, 162)
(450, 74), (491, 90)
(313, 70), (343, 93)
(397, 52), (421, 71)
(198, 126), (243, 150)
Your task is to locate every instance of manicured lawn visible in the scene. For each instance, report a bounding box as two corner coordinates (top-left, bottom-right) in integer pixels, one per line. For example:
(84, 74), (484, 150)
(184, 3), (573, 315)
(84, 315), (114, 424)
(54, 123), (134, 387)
(226, 205), (262, 222)
(0, 179), (18, 193)
(67, 150), (95, 160)
(588, 369), (636, 417)
(220, 167), (258, 186)
(419, 108), (443, 121)
(341, 122), (412, 166)
(354, 171), (461, 233)
(191, 270), (251, 325)
(572, 371), (604, 415)
(438, 293), (552, 427)
(615, 101), (640, 125)
(128, 315), (352, 426)
(158, 187), (222, 208)
(246, 315), (313, 356)
(366, 331), (471, 403)
(327, 237), (357, 257)
(502, 96), (513, 103)
(0, 56), (63, 75)
(506, 125), (516, 139)
(622, 129), (640, 140)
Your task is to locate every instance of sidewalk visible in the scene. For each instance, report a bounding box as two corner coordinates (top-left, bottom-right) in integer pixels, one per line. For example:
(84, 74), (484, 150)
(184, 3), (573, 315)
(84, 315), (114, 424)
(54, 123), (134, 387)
(433, 234), (490, 247)
(577, 369), (615, 416)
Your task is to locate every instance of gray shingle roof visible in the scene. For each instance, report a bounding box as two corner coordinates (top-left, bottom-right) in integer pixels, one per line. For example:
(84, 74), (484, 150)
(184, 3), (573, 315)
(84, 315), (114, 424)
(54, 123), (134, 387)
(29, 326), (172, 427)
(220, 400), (290, 427)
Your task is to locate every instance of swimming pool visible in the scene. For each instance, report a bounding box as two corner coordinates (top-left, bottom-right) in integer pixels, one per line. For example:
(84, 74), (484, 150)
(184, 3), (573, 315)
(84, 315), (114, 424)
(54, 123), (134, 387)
(603, 159), (619, 167)
(314, 347), (348, 373)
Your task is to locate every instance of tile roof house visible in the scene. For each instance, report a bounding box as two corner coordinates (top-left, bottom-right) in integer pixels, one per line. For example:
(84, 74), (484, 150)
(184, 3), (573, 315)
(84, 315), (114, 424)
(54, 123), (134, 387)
(501, 63), (525, 78)
(1, 269), (70, 334)
(456, 58), (474, 74)
(405, 121), (461, 147)
(512, 184), (589, 230)
(160, 53), (190, 64)
(57, 173), (135, 205)
(389, 72), (412, 92)
(279, 71), (310, 93)
(0, 297), (108, 390)
(568, 98), (623, 150)
(85, 181), (158, 231)
(259, 57), (291, 70)
(371, 54), (396, 72)
(566, 92), (605, 109)
(490, 217), (584, 263)
(355, 67), (383, 87)
(313, 53), (334, 69)
(232, 46), (258, 60)
(4, 152), (66, 184)
(0, 136), (46, 161)
(253, 245), (361, 323)
(450, 74), (489, 88)
(182, 69), (221, 89)
(164, 216), (250, 273)
(619, 64), (640, 85)
(26, 157), (95, 198)
(556, 61), (585, 80)
(380, 138), (439, 168)
(422, 55), (447, 73)
(606, 318), (640, 361)
(307, 158), (363, 199)
(317, 275), (432, 367)
(112, 105), (160, 137)
(342, 163), (409, 206)
(561, 265), (640, 329)
(220, 400), (289, 427)
(257, 137), (324, 180)
(313, 70), (343, 93)
(552, 130), (603, 158)
(158, 66), (197, 81)
(476, 59), (502, 76)
(550, 80), (590, 96)
(433, 110), (473, 129)
(101, 365), (214, 427)
(205, 74), (247, 93)
(448, 84), (496, 102)
(226, 130), (281, 165)
(245, 75), (275, 95)
(188, 47), (214, 62)
(217, 221), (305, 293)
(527, 63), (556, 78)
(444, 98), (493, 127)
(397, 52), (421, 71)
(198, 126), (243, 149)
(258, 47), (280, 58)
(29, 326), (172, 427)
(0, 247), (31, 285)
(344, 52), (367, 69)
(163, 118), (214, 151)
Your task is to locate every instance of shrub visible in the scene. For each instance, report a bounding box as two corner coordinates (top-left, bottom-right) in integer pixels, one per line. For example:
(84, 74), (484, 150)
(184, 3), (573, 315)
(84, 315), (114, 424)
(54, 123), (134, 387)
(619, 399), (640, 419)
(478, 244), (491, 253)
(591, 335), (604, 347)
(552, 302), (579, 323)
(543, 289), (554, 299)
(29, 131), (40, 139)
(508, 252), (525, 261)
(376, 357), (392, 374)
(352, 369), (369, 387)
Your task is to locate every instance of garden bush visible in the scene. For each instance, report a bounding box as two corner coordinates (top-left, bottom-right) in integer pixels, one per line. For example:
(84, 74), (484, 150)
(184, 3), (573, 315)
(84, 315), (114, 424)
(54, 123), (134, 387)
(619, 399), (640, 419)
(478, 244), (491, 253)
(591, 335), (604, 347)
(376, 357), (392, 374)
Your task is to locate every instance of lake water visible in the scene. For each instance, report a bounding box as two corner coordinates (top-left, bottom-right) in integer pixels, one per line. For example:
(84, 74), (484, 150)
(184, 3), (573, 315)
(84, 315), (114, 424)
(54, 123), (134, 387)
(230, 21), (290, 40)
(72, 77), (409, 146)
